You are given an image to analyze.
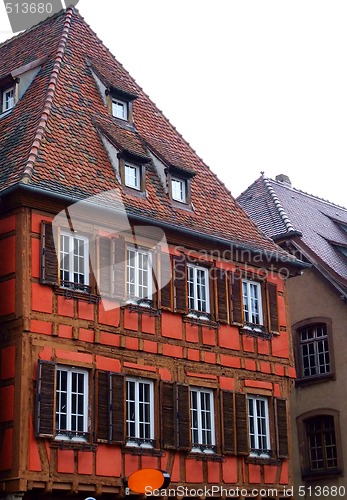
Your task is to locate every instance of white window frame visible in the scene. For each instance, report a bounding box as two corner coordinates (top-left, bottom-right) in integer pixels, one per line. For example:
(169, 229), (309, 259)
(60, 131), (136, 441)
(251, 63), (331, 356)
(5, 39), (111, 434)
(55, 366), (89, 441)
(2, 87), (14, 112)
(242, 279), (263, 325)
(171, 177), (186, 203)
(126, 246), (152, 301)
(190, 387), (215, 453)
(59, 231), (89, 289)
(187, 264), (210, 314)
(247, 395), (271, 456)
(124, 162), (141, 190)
(126, 377), (154, 447)
(112, 98), (128, 120)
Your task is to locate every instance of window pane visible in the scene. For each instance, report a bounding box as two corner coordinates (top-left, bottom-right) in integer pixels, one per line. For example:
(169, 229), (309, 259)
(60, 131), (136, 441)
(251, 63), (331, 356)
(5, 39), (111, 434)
(190, 388), (214, 449)
(248, 396), (269, 454)
(188, 266), (195, 310)
(125, 164), (140, 189)
(112, 99), (127, 119)
(3, 88), (14, 111)
(187, 266), (209, 313)
(172, 178), (186, 202)
(306, 416), (337, 471)
(55, 368), (87, 437)
(127, 249), (151, 299)
(243, 281), (262, 325)
(126, 379), (153, 443)
(127, 249), (136, 297)
(300, 325), (330, 378)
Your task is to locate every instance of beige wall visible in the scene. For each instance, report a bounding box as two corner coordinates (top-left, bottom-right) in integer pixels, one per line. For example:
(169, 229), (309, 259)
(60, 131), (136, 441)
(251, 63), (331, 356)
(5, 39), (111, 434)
(286, 268), (347, 497)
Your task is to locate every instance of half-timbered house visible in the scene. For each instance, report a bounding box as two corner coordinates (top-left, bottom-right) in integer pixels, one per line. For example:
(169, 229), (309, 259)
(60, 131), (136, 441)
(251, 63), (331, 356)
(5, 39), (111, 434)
(0, 8), (304, 500)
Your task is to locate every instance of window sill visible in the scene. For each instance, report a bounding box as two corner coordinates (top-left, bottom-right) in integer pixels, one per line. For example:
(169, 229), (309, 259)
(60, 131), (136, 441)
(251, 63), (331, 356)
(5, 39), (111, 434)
(187, 452), (224, 462)
(295, 373), (335, 387)
(126, 299), (161, 317)
(302, 469), (342, 480)
(123, 185), (146, 198)
(50, 440), (96, 452)
(246, 455), (282, 465)
(240, 323), (273, 339)
(54, 285), (100, 304)
(183, 312), (220, 330)
(171, 199), (194, 212)
(0, 108), (13, 119)
(122, 445), (164, 457)
(111, 114), (135, 129)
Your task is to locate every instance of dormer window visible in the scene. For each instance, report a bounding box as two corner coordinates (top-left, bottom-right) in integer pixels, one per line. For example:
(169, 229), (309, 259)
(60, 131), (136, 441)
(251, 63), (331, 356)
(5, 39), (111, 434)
(112, 98), (128, 120)
(2, 87), (14, 112)
(118, 153), (149, 196)
(106, 86), (137, 123)
(124, 162), (141, 190)
(166, 167), (195, 207)
(171, 177), (186, 203)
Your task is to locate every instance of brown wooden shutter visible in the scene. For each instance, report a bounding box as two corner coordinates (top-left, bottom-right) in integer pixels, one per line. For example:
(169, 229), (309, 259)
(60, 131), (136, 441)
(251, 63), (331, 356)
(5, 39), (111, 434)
(96, 371), (125, 443)
(160, 253), (172, 309)
(275, 398), (289, 458)
(161, 382), (176, 449)
(267, 283), (279, 332)
(35, 360), (55, 438)
(110, 373), (125, 444)
(235, 393), (249, 455)
(96, 370), (109, 442)
(230, 273), (243, 324)
(221, 391), (235, 454)
(40, 221), (58, 285)
(98, 237), (112, 296)
(216, 268), (228, 323)
(177, 384), (190, 450)
(113, 237), (125, 299)
(174, 255), (187, 313)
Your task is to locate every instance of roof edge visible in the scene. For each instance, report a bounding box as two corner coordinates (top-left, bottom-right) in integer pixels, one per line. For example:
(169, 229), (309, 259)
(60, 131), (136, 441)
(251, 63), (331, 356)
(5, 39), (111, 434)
(21, 7), (74, 183)
(291, 239), (347, 299)
(263, 175), (296, 233)
(272, 230), (303, 242)
(1, 182), (308, 270)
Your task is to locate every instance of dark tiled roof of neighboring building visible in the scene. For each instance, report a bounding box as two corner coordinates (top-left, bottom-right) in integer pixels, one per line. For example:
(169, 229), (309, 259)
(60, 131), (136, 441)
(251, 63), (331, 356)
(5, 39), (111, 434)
(0, 8), (287, 257)
(237, 175), (347, 282)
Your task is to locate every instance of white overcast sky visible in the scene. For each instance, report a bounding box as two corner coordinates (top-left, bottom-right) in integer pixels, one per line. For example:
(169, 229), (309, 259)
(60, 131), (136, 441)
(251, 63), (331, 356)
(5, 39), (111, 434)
(1, 1), (347, 207)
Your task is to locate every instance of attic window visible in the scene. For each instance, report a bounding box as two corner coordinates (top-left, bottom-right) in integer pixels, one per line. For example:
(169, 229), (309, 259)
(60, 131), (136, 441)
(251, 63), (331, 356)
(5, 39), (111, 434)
(112, 98), (128, 120)
(2, 86), (14, 113)
(124, 162), (141, 190)
(107, 86), (137, 122)
(167, 168), (195, 207)
(171, 177), (186, 203)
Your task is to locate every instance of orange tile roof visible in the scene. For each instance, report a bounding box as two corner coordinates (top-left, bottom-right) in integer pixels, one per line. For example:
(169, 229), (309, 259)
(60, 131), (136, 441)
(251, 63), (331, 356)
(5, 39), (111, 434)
(0, 8), (287, 257)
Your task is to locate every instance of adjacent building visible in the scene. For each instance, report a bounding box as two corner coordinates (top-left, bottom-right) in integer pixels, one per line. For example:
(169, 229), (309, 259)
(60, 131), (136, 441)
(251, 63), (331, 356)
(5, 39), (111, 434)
(238, 174), (347, 497)
(0, 10), (303, 499)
